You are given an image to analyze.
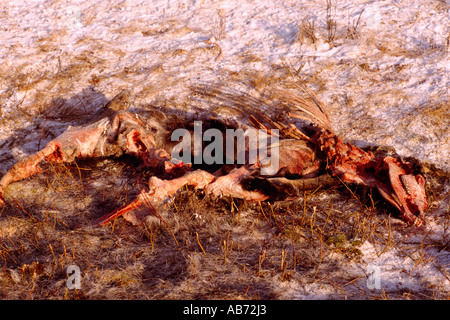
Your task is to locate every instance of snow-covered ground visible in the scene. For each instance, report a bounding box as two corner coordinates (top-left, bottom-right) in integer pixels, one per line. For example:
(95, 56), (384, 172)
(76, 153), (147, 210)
(1, 0), (448, 170)
(0, 0), (448, 299)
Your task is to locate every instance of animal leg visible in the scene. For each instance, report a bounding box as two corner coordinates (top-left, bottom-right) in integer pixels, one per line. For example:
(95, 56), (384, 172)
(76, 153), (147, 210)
(95, 169), (215, 225)
(99, 136), (327, 225)
(317, 129), (427, 225)
(205, 166), (269, 201)
(0, 110), (167, 206)
(0, 118), (113, 206)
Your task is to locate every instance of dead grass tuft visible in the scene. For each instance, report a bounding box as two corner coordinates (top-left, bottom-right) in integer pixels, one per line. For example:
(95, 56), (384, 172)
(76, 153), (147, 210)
(296, 16), (318, 47)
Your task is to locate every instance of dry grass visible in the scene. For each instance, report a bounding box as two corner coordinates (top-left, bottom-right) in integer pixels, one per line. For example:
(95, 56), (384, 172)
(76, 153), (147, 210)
(0, 135), (448, 299)
(294, 2), (365, 48)
(296, 16), (318, 47)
